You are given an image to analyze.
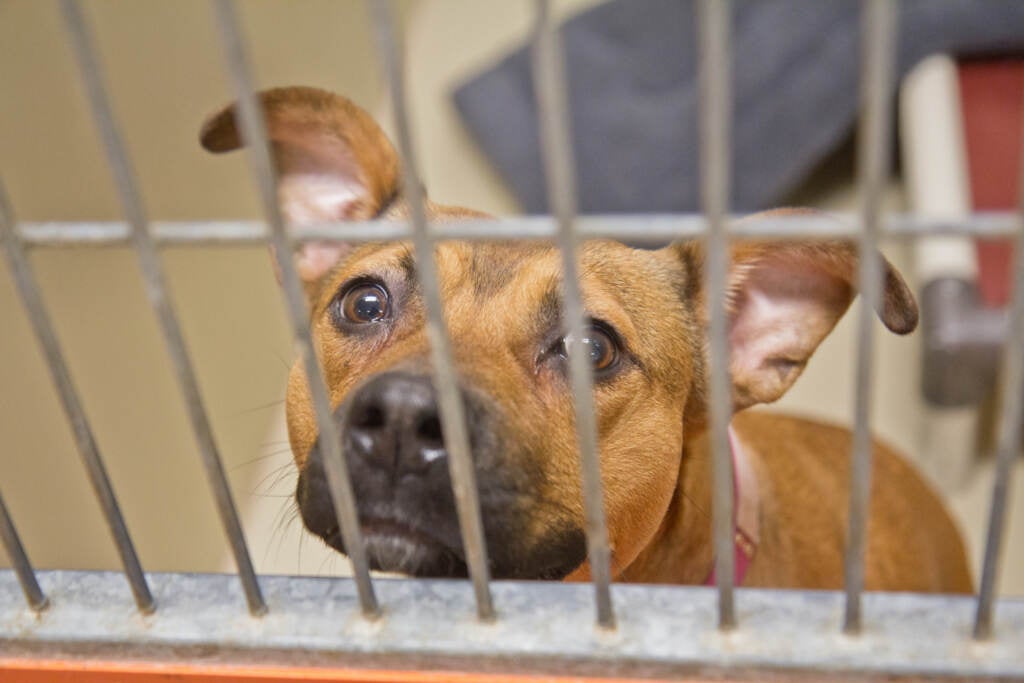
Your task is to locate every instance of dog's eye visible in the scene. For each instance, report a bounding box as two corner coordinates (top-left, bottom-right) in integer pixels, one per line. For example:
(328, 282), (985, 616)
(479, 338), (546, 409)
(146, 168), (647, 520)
(558, 325), (619, 373)
(340, 283), (391, 324)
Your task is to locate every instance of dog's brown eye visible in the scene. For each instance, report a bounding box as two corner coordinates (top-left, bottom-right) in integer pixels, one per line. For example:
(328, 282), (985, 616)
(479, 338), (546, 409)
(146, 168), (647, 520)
(560, 325), (619, 373)
(340, 283), (390, 323)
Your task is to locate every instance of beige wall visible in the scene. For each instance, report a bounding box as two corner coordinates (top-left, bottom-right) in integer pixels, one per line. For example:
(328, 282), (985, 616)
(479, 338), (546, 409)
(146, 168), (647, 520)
(0, 0), (388, 573)
(0, 1), (1019, 593)
(0, 0), (591, 574)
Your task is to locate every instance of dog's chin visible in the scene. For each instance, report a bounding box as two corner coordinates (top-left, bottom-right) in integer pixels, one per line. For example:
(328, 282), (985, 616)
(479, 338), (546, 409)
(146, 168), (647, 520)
(321, 519), (467, 578)
(313, 515), (587, 580)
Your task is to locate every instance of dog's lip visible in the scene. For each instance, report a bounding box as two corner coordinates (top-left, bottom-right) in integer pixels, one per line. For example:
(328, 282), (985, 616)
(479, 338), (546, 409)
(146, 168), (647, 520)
(324, 517), (457, 555)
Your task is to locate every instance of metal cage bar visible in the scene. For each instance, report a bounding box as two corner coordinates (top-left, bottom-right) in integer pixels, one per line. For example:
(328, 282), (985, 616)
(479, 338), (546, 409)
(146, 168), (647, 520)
(696, 0), (736, 630)
(368, 0), (496, 621)
(0, 178), (154, 614)
(0, 491), (47, 611)
(368, 0), (499, 626)
(531, 0), (615, 629)
(843, 0), (898, 635)
(973, 112), (1024, 640)
(14, 212), (1023, 249)
(59, 0), (266, 617)
(208, 0), (379, 618)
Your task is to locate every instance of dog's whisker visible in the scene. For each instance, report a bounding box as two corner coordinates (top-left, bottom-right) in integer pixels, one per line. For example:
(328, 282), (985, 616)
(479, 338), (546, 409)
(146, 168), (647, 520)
(263, 497), (296, 567)
(265, 465), (297, 492)
(316, 542), (337, 575)
(249, 463), (295, 496)
(270, 349), (292, 374)
(225, 397), (288, 419)
(229, 451), (291, 474)
(257, 446), (292, 457)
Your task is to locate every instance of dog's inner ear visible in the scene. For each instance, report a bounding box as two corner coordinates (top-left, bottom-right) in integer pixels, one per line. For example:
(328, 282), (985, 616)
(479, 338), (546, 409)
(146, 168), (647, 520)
(675, 212), (918, 411)
(199, 86), (402, 285)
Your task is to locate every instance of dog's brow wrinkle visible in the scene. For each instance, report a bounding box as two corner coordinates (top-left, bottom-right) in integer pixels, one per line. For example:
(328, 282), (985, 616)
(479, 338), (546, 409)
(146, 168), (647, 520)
(470, 245), (522, 299)
(537, 283), (562, 332)
(398, 248), (416, 283)
(373, 183), (402, 219)
(675, 243), (701, 304)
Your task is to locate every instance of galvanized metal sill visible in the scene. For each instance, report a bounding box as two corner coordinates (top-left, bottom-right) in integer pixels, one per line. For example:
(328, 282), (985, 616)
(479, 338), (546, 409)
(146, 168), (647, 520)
(1, 570), (1021, 680)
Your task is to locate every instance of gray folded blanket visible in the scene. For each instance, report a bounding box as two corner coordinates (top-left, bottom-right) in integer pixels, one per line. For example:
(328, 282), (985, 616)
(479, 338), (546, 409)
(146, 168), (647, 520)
(453, 0), (1024, 214)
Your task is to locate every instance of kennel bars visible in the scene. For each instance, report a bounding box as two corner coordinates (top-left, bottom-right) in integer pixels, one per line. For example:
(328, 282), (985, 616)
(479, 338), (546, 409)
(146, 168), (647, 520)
(1, 0), (1023, 680)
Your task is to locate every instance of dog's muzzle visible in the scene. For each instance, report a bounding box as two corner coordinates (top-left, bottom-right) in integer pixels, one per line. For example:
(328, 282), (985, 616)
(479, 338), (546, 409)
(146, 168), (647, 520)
(295, 370), (587, 580)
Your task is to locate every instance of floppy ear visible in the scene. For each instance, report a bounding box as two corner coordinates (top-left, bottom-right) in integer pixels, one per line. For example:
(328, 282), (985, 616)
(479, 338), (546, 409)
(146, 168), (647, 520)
(199, 86), (401, 286)
(674, 210), (918, 411)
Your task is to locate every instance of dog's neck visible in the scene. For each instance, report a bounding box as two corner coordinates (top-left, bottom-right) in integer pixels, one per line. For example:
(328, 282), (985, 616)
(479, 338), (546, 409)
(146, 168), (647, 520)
(618, 428), (717, 584)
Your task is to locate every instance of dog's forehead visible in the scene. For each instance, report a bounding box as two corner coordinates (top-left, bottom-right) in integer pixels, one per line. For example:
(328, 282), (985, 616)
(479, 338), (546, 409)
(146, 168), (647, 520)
(322, 239), (691, 336)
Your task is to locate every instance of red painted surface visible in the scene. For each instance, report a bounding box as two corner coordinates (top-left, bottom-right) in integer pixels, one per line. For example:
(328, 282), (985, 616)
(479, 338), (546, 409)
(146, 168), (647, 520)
(0, 659), (724, 683)
(958, 59), (1024, 308)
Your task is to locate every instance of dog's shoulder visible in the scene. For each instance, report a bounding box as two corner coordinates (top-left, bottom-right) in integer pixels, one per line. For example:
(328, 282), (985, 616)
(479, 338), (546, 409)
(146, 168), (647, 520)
(733, 410), (973, 592)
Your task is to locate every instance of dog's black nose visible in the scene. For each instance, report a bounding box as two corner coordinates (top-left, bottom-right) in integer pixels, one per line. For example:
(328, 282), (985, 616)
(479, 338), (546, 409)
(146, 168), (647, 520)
(344, 372), (447, 476)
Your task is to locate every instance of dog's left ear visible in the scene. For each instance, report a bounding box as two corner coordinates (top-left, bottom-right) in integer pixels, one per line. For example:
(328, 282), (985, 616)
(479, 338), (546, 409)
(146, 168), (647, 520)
(673, 210), (918, 411)
(199, 86), (401, 287)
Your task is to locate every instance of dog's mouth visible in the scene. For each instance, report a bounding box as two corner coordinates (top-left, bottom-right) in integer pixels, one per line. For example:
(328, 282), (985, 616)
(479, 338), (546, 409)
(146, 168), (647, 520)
(321, 516), (468, 578)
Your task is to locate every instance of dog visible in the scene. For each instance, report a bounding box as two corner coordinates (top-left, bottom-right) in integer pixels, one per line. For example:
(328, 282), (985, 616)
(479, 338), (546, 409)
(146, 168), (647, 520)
(200, 86), (972, 592)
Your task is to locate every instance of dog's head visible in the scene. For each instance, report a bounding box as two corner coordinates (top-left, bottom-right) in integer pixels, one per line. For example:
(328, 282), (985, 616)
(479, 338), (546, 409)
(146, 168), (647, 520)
(201, 87), (918, 581)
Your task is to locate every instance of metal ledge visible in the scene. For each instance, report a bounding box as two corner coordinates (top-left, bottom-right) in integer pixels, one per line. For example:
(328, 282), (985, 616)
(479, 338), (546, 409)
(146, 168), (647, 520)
(0, 570), (1021, 680)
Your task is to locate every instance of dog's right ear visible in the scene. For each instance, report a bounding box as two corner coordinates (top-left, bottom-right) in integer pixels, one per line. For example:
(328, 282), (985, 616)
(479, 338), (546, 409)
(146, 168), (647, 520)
(199, 86), (401, 286)
(671, 209), (919, 412)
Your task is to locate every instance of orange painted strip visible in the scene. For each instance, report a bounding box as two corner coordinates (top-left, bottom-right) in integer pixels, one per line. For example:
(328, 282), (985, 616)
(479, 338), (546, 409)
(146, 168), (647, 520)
(0, 659), (719, 683)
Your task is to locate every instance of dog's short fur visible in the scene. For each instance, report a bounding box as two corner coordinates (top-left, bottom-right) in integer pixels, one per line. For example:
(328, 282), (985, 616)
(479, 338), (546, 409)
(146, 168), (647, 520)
(201, 87), (972, 591)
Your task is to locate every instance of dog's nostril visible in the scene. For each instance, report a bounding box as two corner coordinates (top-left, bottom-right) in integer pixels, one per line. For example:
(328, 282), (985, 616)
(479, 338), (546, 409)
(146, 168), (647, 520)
(416, 415), (445, 449)
(352, 404), (386, 430)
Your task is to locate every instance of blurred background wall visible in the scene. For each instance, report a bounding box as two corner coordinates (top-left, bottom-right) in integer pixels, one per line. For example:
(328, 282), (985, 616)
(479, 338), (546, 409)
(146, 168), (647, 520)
(0, 0), (1019, 593)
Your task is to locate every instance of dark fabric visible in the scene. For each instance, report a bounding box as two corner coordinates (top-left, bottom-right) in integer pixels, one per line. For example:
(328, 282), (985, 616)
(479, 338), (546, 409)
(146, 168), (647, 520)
(453, 1), (1024, 214)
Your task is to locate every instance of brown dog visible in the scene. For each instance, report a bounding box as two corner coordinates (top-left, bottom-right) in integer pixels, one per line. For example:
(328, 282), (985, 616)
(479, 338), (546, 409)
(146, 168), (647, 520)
(201, 86), (972, 592)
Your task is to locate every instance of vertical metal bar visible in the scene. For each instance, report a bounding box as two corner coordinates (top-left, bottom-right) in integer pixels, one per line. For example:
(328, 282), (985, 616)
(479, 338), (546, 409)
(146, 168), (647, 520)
(0, 179), (154, 613)
(0, 490), (48, 611)
(59, 0), (266, 617)
(696, 0), (735, 631)
(531, 0), (615, 629)
(843, 0), (897, 635)
(973, 120), (1024, 641)
(209, 0), (379, 618)
(368, 0), (495, 622)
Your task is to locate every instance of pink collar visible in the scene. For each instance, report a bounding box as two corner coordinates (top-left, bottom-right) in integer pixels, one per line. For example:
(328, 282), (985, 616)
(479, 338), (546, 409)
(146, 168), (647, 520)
(704, 425), (760, 586)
